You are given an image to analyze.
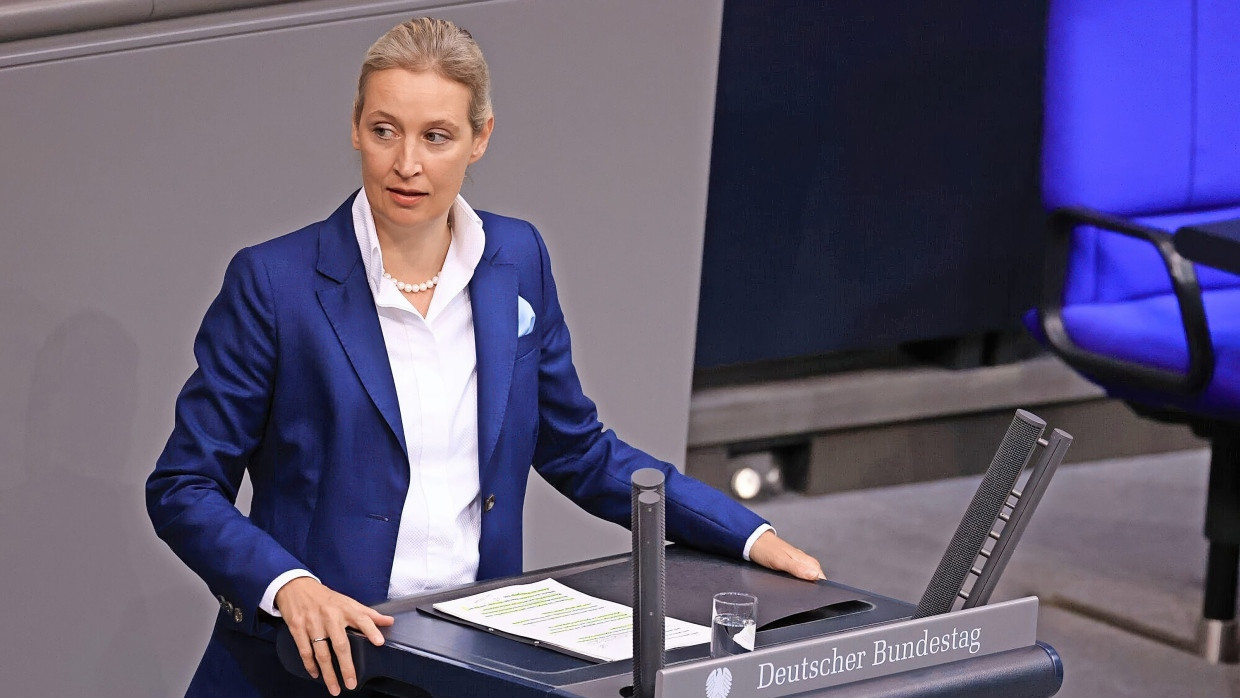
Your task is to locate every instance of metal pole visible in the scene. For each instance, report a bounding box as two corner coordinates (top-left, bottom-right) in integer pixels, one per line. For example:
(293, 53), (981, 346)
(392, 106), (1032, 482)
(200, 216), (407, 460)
(631, 468), (666, 698)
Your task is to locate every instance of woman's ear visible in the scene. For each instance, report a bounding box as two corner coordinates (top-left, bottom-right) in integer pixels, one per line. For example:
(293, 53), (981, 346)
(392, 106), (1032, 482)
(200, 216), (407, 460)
(470, 116), (495, 163)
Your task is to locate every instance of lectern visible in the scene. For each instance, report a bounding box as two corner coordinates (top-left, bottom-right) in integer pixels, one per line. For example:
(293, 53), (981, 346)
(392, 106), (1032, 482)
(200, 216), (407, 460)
(276, 547), (1062, 697)
(278, 412), (1068, 696)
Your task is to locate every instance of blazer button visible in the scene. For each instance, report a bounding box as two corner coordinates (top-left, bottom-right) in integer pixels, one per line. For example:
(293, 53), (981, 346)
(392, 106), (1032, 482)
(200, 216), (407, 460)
(484, 494), (496, 512)
(233, 607), (244, 623)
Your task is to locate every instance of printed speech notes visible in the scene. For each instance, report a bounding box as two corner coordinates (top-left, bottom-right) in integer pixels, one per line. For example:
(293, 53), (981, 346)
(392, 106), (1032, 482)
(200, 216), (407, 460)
(432, 578), (710, 662)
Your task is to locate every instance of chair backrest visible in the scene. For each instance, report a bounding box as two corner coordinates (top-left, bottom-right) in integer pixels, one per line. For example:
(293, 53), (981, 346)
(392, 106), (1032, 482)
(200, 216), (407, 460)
(1043, 0), (1240, 304)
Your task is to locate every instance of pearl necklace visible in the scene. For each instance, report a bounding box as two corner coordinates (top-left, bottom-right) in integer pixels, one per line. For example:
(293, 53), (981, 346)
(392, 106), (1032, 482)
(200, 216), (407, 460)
(383, 269), (442, 293)
(383, 217), (451, 293)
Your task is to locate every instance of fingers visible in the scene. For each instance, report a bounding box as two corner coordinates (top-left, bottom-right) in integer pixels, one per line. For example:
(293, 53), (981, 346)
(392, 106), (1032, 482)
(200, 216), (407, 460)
(354, 613), (388, 647)
(302, 609), (377, 695)
(797, 556), (828, 582)
(789, 546), (826, 582)
(293, 629), (319, 680)
(799, 555), (827, 582)
(307, 623), (341, 695)
(277, 577), (392, 694)
(364, 606), (396, 628)
(750, 531), (827, 582)
(781, 549), (822, 582)
(328, 622), (357, 694)
(323, 603), (393, 691)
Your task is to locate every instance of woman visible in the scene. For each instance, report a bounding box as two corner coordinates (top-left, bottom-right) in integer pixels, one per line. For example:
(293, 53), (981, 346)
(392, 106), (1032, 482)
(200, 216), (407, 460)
(147, 17), (824, 697)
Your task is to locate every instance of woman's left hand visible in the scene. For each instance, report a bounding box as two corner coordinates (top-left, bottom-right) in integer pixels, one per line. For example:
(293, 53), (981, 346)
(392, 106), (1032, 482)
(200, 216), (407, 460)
(748, 530), (826, 581)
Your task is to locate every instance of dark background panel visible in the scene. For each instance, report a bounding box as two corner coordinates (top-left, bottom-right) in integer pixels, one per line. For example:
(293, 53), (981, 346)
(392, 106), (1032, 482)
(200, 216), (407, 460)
(696, 0), (1048, 369)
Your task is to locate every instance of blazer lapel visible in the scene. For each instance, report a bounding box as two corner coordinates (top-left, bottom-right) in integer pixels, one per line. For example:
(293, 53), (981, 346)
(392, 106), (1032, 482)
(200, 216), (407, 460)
(470, 253), (518, 475)
(314, 195), (407, 455)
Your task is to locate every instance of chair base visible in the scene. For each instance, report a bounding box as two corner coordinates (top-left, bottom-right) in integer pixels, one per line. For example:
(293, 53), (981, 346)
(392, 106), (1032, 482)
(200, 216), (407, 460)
(1197, 618), (1239, 664)
(1054, 407), (1240, 662)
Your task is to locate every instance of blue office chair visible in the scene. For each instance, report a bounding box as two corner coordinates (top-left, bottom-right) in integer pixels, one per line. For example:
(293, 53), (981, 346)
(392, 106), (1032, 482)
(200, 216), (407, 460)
(1031, 0), (1240, 662)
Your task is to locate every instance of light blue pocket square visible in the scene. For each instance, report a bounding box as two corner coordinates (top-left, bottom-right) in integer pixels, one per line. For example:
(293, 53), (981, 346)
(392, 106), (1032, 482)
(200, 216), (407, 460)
(517, 295), (537, 337)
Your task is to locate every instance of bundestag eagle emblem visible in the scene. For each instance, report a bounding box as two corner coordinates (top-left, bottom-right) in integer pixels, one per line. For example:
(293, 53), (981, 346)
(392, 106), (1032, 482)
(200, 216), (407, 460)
(705, 667), (732, 698)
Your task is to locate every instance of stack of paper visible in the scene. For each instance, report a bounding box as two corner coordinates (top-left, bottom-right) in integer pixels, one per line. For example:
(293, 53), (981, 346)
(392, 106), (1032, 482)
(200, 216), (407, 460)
(432, 578), (711, 662)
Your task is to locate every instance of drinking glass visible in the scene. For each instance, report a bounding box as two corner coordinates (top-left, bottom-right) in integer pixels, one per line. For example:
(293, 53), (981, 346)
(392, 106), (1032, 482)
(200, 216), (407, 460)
(711, 592), (757, 658)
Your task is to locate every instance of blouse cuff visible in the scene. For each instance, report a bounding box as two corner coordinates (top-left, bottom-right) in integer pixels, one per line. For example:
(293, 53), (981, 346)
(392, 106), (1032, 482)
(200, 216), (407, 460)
(259, 569), (319, 617)
(742, 523), (775, 561)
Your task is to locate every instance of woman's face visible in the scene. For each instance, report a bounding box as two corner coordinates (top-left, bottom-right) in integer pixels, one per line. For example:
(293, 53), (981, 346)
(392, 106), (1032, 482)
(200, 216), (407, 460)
(351, 68), (493, 240)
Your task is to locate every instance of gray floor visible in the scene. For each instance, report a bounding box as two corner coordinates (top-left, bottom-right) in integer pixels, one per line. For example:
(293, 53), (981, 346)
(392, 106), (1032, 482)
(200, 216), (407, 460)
(751, 448), (1240, 697)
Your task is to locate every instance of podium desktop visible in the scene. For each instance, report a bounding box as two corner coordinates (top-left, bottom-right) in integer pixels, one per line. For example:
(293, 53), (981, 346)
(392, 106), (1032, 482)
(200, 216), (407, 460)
(277, 411), (1067, 697)
(276, 547), (1061, 697)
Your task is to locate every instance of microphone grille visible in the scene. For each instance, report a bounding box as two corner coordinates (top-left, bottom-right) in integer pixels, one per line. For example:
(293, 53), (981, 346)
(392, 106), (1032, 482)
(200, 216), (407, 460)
(914, 410), (1045, 618)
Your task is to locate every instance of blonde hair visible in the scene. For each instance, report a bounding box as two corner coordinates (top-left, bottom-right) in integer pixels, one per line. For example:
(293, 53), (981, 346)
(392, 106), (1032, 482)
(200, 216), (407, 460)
(353, 17), (492, 133)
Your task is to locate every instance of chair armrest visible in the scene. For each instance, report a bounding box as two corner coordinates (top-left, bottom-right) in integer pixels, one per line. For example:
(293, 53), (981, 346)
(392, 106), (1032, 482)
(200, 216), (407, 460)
(1175, 217), (1240, 276)
(1038, 206), (1214, 395)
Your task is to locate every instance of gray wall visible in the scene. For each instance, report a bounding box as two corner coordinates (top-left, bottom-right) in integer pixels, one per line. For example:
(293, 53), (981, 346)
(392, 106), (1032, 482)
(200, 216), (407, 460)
(0, 0), (723, 693)
(0, 0), (304, 42)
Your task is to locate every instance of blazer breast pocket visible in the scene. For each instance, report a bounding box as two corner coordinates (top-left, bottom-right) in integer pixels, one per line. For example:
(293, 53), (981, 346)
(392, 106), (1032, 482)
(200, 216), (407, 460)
(515, 332), (540, 361)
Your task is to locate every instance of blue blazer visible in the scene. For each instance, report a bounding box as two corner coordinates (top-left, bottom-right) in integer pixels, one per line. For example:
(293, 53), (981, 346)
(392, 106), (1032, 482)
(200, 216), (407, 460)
(146, 193), (765, 696)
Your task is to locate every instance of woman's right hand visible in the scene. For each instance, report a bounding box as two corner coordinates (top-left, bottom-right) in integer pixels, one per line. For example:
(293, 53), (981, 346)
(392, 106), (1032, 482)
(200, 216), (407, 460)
(275, 577), (395, 695)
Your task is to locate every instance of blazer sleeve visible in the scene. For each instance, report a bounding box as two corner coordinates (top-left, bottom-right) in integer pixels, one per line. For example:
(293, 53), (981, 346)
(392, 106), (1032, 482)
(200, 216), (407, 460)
(146, 248), (305, 635)
(526, 225), (767, 558)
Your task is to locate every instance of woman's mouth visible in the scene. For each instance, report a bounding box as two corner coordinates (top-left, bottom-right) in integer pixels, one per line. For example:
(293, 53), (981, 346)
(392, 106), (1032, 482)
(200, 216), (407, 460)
(387, 187), (428, 206)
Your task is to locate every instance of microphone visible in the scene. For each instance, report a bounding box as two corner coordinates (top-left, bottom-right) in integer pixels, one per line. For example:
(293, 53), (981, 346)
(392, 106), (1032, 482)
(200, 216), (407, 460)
(631, 468), (667, 698)
(914, 410), (1045, 618)
(964, 428), (1073, 608)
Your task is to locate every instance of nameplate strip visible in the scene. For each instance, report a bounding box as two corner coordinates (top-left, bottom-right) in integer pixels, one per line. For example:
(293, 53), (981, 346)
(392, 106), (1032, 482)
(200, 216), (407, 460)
(656, 596), (1038, 698)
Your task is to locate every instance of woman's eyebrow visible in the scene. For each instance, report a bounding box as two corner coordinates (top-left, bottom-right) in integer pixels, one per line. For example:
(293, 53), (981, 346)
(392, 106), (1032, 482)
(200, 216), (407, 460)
(365, 112), (459, 130)
(366, 110), (400, 123)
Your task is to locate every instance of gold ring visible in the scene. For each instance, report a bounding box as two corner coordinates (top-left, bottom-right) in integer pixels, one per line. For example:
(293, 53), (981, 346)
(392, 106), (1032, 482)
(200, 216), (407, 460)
(311, 637), (329, 643)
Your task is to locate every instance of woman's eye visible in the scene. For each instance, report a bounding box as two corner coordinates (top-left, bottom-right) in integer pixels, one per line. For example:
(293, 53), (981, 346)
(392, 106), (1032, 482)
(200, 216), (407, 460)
(426, 132), (449, 144)
(372, 126), (395, 139)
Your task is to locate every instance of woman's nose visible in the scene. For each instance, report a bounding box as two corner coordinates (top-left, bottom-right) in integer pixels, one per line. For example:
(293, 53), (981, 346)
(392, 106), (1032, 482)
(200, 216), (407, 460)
(393, 144), (422, 178)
